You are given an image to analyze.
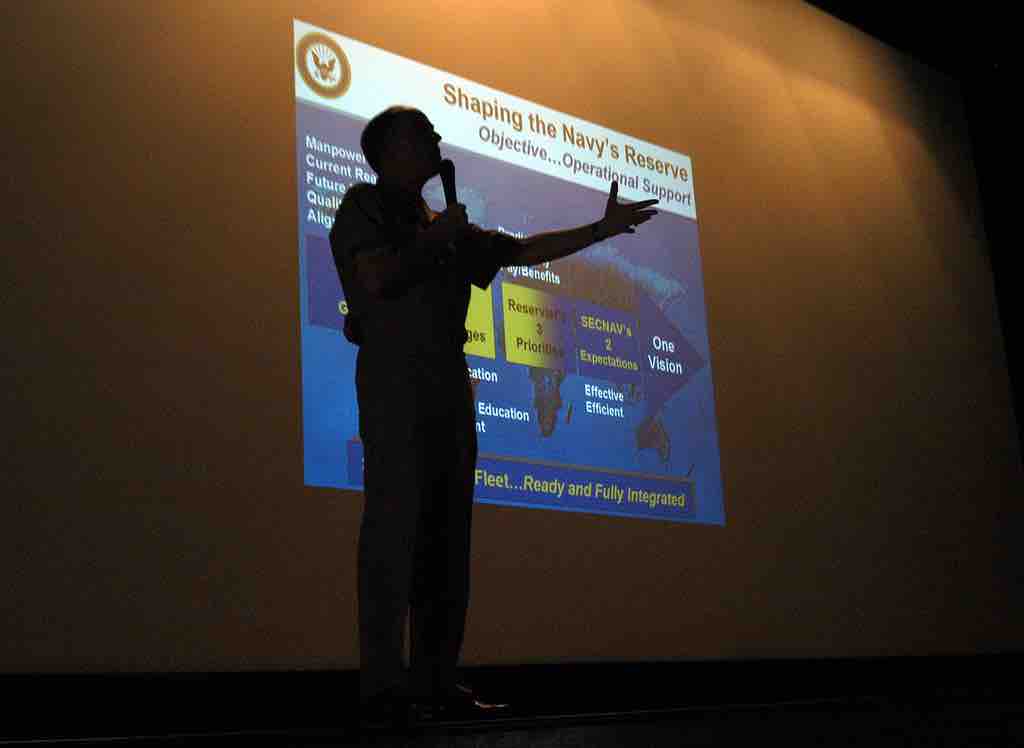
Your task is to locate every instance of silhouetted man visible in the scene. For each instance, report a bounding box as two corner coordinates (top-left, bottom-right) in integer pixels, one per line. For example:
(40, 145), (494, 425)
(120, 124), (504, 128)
(329, 105), (657, 729)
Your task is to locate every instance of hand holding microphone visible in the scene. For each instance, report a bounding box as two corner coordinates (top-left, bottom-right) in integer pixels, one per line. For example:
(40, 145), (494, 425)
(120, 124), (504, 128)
(422, 158), (471, 249)
(426, 204), (470, 244)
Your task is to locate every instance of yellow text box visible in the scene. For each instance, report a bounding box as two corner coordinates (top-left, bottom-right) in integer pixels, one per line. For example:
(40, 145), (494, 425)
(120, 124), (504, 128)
(464, 284), (496, 359)
(501, 282), (571, 368)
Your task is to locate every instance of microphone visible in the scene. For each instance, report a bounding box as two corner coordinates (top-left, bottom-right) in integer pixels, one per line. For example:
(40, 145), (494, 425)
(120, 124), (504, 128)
(439, 158), (457, 208)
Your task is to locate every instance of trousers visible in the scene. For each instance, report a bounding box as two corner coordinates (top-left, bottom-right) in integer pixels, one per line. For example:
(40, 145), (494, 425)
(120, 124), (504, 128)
(354, 346), (477, 703)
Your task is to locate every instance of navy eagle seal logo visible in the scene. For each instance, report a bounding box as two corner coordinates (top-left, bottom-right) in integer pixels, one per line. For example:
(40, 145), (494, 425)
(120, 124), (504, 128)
(296, 32), (351, 99)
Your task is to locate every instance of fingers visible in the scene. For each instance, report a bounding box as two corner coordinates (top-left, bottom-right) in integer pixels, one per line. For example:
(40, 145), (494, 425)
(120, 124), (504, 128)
(609, 210), (657, 232)
(603, 183), (663, 236)
(619, 199), (659, 211)
(607, 182), (659, 210)
(618, 211), (656, 233)
(621, 206), (657, 221)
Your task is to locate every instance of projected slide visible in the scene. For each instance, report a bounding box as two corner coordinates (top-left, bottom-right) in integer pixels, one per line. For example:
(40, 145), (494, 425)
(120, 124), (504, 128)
(294, 20), (724, 525)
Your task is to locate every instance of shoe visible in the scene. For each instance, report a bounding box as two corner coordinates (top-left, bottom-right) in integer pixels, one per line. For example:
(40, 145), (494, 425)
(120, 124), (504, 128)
(358, 686), (415, 731)
(432, 682), (510, 720)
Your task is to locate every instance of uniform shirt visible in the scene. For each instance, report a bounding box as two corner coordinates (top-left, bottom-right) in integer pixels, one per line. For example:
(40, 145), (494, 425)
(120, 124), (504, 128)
(329, 182), (520, 357)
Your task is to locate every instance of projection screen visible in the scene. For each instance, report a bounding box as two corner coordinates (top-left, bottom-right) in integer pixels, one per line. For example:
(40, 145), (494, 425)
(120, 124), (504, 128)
(294, 19), (723, 525)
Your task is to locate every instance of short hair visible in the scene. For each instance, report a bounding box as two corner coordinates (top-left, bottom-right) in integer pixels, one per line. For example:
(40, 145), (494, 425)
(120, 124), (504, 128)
(360, 106), (419, 172)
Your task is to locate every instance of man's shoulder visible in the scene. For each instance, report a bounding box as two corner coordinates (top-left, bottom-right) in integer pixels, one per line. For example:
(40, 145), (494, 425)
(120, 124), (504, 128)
(336, 182), (384, 226)
(345, 182), (378, 200)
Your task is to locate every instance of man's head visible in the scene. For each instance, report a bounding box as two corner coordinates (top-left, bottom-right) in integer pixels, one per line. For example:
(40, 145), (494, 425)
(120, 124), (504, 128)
(360, 106), (442, 187)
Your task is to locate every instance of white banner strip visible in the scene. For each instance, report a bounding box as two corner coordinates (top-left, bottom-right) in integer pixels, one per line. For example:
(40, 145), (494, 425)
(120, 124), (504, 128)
(294, 19), (696, 219)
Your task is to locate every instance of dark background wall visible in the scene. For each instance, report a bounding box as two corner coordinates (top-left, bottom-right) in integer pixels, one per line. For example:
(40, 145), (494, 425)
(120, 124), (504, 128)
(2, 0), (1020, 673)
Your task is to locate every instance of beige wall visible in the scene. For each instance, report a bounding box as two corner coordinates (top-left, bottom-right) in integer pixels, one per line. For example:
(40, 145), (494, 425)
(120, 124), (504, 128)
(2, 0), (1020, 672)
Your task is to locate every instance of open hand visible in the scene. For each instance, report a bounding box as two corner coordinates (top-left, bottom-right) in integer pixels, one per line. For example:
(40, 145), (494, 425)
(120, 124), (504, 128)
(600, 181), (658, 238)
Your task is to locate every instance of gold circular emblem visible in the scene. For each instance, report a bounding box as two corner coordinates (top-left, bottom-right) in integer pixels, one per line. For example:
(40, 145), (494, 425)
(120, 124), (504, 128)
(296, 32), (351, 99)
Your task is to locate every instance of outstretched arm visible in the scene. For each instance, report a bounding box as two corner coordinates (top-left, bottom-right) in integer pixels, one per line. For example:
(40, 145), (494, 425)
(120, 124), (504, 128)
(508, 181), (658, 267)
